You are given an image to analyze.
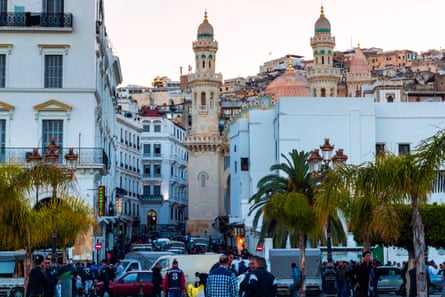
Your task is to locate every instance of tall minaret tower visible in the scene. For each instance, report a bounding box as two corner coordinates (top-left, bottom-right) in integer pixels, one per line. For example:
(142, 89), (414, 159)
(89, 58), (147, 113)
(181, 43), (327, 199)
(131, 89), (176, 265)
(307, 6), (341, 97)
(184, 11), (227, 236)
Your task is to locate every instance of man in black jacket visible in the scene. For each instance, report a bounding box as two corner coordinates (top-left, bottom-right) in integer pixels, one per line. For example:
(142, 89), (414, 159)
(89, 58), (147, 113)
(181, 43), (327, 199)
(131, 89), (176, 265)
(350, 251), (372, 297)
(28, 255), (48, 297)
(243, 256), (277, 297)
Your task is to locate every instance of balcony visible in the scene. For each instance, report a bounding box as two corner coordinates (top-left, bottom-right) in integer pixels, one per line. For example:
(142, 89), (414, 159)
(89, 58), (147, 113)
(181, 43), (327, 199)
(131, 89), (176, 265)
(1, 147), (105, 169)
(140, 195), (163, 203)
(0, 12), (73, 30)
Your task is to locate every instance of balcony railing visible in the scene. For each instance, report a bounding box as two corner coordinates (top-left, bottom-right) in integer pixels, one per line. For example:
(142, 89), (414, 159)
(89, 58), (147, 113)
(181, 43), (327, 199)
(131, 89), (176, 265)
(0, 147), (104, 166)
(140, 195), (163, 203)
(0, 12), (73, 28)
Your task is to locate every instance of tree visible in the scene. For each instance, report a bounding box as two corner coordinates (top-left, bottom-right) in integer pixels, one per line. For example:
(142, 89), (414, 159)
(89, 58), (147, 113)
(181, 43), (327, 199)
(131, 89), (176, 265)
(316, 155), (406, 252)
(249, 149), (346, 280)
(0, 162), (95, 296)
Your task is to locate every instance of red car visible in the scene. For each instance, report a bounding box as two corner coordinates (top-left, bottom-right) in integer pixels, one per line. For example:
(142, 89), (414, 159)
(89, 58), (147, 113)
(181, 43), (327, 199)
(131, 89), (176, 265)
(95, 270), (154, 297)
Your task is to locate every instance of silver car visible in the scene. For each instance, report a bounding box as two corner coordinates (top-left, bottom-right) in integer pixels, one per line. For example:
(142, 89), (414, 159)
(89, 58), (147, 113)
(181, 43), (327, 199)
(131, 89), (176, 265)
(376, 266), (405, 295)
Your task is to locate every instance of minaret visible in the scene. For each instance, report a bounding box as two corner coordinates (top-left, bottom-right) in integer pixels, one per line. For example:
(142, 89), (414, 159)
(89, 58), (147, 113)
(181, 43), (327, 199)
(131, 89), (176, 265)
(184, 11), (227, 236)
(307, 5), (341, 97)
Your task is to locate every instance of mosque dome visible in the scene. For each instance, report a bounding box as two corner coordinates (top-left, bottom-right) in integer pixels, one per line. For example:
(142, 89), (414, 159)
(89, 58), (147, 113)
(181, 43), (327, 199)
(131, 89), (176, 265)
(197, 11), (214, 39)
(264, 61), (310, 99)
(314, 6), (331, 33)
(349, 46), (369, 74)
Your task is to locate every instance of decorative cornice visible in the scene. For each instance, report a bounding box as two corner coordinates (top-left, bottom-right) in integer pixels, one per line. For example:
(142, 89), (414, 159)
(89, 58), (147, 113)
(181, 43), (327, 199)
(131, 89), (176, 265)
(38, 44), (70, 55)
(0, 44), (13, 54)
(33, 99), (72, 120)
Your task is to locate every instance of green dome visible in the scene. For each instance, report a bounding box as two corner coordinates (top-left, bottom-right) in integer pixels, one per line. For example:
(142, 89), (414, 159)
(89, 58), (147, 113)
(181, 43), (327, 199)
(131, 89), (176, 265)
(197, 11), (214, 39)
(314, 6), (331, 33)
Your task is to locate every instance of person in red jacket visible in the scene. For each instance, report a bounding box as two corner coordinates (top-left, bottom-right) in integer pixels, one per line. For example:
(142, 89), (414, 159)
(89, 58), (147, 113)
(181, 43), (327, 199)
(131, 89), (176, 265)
(163, 259), (186, 297)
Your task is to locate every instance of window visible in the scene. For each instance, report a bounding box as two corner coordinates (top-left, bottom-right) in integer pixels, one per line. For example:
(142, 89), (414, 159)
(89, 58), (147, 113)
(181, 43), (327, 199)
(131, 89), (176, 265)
(0, 54), (5, 88)
(0, 0), (6, 11)
(44, 55), (63, 88)
(143, 144), (150, 156)
(43, 0), (63, 13)
(153, 185), (161, 196)
(143, 124), (150, 132)
(42, 120), (63, 150)
(399, 143), (410, 155)
(241, 158), (249, 171)
(154, 144), (161, 156)
(376, 143), (385, 155)
(143, 165), (151, 177)
(154, 125), (161, 132)
(143, 185), (150, 196)
(154, 164), (161, 176)
(0, 120), (5, 162)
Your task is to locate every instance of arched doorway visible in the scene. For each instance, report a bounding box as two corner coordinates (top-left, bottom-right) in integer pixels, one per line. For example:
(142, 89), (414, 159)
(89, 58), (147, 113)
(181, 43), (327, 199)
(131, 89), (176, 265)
(147, 210), (157, 231)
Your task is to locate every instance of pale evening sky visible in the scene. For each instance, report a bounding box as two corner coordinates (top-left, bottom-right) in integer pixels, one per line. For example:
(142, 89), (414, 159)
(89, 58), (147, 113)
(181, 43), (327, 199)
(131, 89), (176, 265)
(104, 0), (445, 87)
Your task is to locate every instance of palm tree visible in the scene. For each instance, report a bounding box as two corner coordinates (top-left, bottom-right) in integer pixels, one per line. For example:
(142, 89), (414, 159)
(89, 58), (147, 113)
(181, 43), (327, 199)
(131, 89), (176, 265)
(316, 156), (405, 251)
(0, 162), (95, 296)
(249, 149), (346, 279)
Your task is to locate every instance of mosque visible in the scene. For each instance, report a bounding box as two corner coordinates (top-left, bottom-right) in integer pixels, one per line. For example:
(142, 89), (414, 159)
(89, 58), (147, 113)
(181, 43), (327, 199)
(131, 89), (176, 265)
(185, 7), (445, 256)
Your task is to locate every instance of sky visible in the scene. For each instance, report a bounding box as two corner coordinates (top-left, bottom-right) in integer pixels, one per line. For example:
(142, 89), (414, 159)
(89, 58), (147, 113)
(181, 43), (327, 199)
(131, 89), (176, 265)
(104, 0), (445, 87)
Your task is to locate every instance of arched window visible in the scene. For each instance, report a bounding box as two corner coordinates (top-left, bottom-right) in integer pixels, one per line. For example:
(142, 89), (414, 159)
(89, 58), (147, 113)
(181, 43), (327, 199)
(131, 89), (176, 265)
(209, 60), (211, 69)
(321, 88), (326, 97)
(321, 56), (325, 65)
(200, 92), (206, 106)
(202, 60), (205, 69)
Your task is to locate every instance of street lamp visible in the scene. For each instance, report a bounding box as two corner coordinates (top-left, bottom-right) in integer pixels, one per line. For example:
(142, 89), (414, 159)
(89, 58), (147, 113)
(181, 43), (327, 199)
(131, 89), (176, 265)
(307, 138), (348, 263)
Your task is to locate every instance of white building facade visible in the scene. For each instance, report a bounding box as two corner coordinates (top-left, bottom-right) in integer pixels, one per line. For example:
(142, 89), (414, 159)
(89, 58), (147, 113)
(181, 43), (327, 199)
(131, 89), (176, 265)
(0, 0), (122, 260)
(140, 110), (188, 238)
(229, 97), (445, 253)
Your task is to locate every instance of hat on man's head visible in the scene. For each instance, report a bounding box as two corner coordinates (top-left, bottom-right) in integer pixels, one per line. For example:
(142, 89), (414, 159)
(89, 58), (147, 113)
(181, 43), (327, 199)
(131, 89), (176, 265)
(34, 255), (44, 265)
(173, 259), (178, 265)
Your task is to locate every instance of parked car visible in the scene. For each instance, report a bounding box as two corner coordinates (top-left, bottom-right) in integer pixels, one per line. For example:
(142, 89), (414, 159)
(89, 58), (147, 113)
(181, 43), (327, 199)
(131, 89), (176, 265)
(95, 270), (153, 296)
(130, 243), (153, 252)
(376, 266), (404, 295)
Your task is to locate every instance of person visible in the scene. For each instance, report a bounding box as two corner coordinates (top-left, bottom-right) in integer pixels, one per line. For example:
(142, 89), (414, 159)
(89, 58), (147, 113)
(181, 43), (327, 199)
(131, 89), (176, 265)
(27, 255), (48, 297)
(409, 261), (417, 297)
(239, 256), (256, 297)
(96, 259), (113, 297)
(238, 261), (248, 275)
(336, 261), (349, 297)
(243, 256), (277, 297)
(205, 255), (238, 297)
(163, 259), (186, 297)
(152, 262), (163, 297)
(83, 262), (94, 296)
(114, 260), (124, 280)
(291, 262), (302, 297)
(44, 258), (58, 297)
(210, 252), (234, 273)
(350, 251), (372, 297)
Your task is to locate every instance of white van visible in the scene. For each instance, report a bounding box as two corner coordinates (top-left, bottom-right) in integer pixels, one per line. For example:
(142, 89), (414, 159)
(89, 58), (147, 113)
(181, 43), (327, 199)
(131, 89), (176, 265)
(151, 254), (221, 287)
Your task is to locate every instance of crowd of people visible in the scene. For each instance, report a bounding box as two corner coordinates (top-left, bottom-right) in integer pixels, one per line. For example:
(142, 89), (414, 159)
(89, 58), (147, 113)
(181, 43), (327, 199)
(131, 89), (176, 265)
(27, 243), (445, 297)
(26, 255), (125, 297)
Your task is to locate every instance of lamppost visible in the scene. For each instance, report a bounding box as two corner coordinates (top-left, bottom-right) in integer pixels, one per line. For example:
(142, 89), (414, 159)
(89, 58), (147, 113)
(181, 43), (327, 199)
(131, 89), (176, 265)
(307, 138), (347, 263)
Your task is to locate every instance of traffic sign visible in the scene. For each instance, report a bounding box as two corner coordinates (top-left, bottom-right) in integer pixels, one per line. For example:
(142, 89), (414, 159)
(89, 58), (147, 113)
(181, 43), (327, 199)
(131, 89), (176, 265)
(95, 243), (103, 251)
(256, 245), (263, 252)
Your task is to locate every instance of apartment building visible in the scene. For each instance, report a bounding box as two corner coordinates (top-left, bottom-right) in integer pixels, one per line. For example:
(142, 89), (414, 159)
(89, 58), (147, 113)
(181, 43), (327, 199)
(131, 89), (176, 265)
(0, 0), (122, 260)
